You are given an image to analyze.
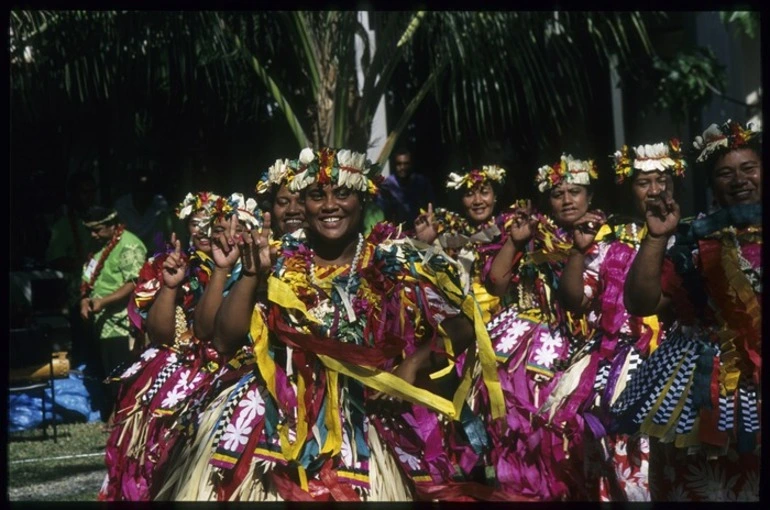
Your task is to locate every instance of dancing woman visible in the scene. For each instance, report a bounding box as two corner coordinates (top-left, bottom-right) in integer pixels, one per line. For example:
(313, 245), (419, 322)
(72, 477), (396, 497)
(611, 120), (761, 501)
(479, 154), (601, 500)
(100, 192), (259, 500)
(413, 165), (508, 322)
(160, 147), (506, 502)
(541, 140), (687, 500)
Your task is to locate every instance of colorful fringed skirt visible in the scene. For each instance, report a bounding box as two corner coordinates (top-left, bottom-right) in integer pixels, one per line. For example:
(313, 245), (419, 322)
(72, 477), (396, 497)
(473, 306), (584, 500)
(155, 371), (414, 501)
(100, 340), (252, 501)
(610, 325), (760, 501)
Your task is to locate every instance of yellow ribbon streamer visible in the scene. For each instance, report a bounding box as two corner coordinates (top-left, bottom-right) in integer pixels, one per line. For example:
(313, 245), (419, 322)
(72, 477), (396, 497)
(471, 279), (501, 323)
(463, 295), (505, 419)
(297, 465), (309, 492)
(642, 315), (661, 354)
(268, 276), (321, 323)
(320, 370), (342, 457)
(413, 265), (505, 420)
(317, 354), (458, 419)
(250, 306), (278, 402)
(714, 235), (742, 394)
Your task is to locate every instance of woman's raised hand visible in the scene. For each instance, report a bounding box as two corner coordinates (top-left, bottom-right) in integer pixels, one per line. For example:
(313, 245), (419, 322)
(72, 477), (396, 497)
(161, 233), (188, 289)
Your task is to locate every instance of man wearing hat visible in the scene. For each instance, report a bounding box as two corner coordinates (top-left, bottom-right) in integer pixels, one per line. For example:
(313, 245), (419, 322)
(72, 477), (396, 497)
(79, 206), (147, 422)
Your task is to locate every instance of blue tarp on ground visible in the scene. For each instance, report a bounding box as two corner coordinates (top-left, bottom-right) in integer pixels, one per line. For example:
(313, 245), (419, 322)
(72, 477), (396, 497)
(8, 365), (105, 432)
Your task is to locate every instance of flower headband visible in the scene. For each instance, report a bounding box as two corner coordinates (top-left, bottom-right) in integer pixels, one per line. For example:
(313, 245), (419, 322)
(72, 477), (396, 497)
(176, 191), (221, 220)
(255, 158), (295, 196)
(210, 192), (262, 230)
(693, 119), (761, 164)
(535, 154), (598, 193)
(445, 165), (507, 190)
(287, 147), (382, 196)
(612, 139), (686, 184)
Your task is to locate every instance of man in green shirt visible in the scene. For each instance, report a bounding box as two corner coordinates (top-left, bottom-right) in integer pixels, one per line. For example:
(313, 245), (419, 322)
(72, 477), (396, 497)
(80, 206), (147, 421)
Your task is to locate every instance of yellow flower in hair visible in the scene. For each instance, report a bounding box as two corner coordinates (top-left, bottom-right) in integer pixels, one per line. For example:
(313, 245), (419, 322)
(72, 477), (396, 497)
(612, 145), (633, 184)
(588, 161), (599, 180)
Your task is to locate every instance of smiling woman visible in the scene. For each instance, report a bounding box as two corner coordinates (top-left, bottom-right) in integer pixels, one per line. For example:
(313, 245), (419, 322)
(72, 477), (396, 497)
(539, 139), (688, 501)
(255, 159), (307, 239)
(611, 120), (762, 502)
(477, 154), (604, 500)
(412, 165), (509, 323)
(156, 147), (511, 502)
(99, 191), (257, 502)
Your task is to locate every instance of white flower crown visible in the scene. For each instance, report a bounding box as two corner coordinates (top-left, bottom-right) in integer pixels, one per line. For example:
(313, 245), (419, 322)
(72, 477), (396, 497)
(535, 154), (598, 192)
(692, 119), (761, 164)
(288, 147), (381, 195)
(445, 165), (507, 190)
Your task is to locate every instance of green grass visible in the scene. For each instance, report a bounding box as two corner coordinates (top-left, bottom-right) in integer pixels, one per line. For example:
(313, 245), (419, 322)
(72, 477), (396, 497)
(7, 421), (108, 501)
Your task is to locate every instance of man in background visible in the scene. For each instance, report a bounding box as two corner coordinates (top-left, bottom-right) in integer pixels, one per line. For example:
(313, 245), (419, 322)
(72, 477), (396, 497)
(79, 206), (147, 422)
(377, 148), (436, 227)
(113, 165), (174, 255)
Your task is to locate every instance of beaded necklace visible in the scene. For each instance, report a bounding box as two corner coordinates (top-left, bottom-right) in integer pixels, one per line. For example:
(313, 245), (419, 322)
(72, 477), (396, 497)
(616, 222), (646, 247)
(309, 233), (365, 296)
(80, 224), (125, 298)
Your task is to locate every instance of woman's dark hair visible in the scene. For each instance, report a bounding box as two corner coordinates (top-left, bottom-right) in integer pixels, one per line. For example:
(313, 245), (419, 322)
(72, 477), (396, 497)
(257, 188), (277, 216)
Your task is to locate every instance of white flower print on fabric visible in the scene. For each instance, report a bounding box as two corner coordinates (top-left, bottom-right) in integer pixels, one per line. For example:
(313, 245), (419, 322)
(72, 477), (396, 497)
(614, 438), (628, 457)
(497, 320), (530, 353)
(533, 344), (559, 368)
(175, 369), (204, 393)
(119, 361), (142, 379)
(161, 386), (186, 409)
(221, 413), (253, 452)
(140, 348), (159, 361)
(540, 332), (563, 350)
(634, 459), (649, 487)
(394, 446), (421, 471)
(160, 371), (204, 410)
(639, 436), (650, 454)
(625, 480), (651, 502)
(238, 388), (266, 422)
